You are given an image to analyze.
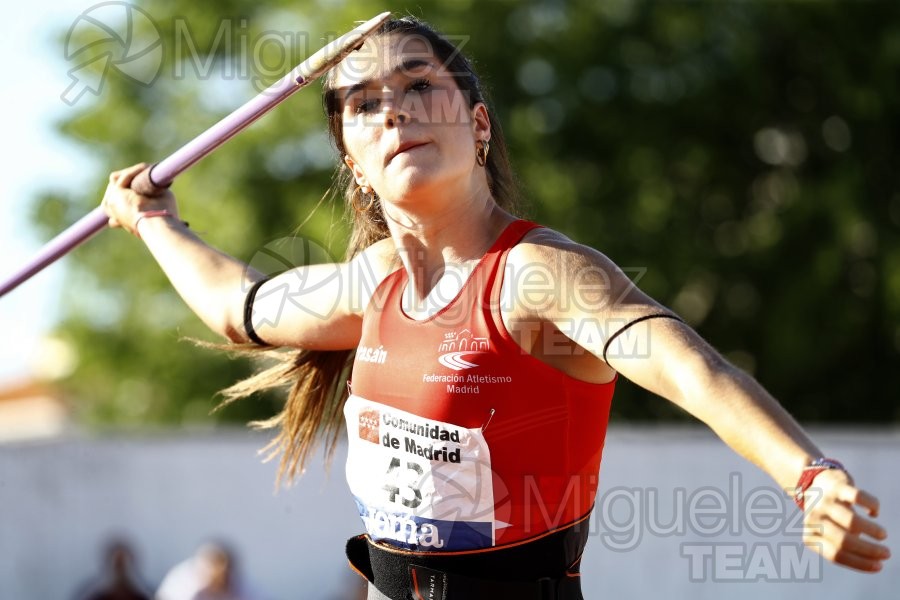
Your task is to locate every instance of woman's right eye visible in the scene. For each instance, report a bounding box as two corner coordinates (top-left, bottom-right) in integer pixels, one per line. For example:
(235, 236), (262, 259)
(355, 98), (380, 114)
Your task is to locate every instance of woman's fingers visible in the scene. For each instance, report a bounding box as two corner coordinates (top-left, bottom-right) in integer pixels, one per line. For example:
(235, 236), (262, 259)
(811, 471), (882, 522)
(821, 501), (888, 541)
(802, 471), (891, 572)
(835, 484), (880, 518)
(805, 518), (890, 572)
(114, 162), (150, 189)
(811, 536), (885, 573)
(101, 181), (126, 229)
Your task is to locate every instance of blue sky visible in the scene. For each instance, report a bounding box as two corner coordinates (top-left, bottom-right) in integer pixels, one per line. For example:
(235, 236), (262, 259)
(1, 0), (98, 384)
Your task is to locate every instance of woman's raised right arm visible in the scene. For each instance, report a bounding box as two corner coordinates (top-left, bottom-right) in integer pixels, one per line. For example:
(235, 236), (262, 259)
(102, 163), (393, 349)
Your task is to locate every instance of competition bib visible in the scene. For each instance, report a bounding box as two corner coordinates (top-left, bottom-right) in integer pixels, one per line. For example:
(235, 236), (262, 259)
(344, 395), (497, 551)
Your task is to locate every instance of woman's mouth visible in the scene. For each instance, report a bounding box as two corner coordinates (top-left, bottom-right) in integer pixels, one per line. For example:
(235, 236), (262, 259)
(387, 141), (429, 164)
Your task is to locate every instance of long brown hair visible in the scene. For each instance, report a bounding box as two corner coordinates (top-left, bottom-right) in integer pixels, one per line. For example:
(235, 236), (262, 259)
(223, 16), (522, 485)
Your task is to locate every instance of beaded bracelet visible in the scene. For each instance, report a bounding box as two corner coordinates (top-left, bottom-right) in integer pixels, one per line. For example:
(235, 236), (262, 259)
(133, 209), (189, 239)
(794, 457), (846, 511)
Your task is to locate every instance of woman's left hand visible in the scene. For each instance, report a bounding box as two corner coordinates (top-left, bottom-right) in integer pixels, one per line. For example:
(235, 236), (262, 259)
(801, 468), (890, 572)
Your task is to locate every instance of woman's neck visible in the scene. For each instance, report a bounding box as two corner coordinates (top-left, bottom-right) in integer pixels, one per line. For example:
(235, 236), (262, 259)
(383, 183), (514, 303)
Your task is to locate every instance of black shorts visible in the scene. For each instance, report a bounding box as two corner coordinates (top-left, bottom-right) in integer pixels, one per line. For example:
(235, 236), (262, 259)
(346, 516), (589, 600)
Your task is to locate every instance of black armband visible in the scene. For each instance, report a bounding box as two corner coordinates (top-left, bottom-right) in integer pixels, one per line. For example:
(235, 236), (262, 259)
(602, 313), (684, 362)
(242, 278), (272, 347)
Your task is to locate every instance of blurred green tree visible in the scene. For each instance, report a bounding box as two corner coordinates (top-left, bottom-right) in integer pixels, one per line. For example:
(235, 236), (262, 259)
(35, 0), (900, 429)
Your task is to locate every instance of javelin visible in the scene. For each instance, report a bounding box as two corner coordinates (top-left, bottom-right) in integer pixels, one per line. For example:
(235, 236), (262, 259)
(0, 11), (391, 298)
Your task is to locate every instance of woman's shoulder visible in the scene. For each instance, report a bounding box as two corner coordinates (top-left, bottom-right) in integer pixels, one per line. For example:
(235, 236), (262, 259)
(510, 224), (618, 274)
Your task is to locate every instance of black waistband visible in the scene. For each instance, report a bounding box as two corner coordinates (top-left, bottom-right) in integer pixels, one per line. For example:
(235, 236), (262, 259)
(346, 516), (590, 600)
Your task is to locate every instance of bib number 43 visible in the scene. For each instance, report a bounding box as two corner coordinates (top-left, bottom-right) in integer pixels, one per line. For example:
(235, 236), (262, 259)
(383, 456), (423, 509)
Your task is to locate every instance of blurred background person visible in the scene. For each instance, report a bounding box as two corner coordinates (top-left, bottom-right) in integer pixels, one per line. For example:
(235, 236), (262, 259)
(73, 537), (151, 600)
(155, 541), (263, 600)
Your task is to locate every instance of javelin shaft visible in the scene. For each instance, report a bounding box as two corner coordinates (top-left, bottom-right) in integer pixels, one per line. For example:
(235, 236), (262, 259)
(0, 12), (390, 298)
(0, 207), (109, 297)
(140, 12), (385, 190)
(145, 75), (305, 189)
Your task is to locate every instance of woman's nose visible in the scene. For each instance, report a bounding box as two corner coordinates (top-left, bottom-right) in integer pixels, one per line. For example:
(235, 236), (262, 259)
(381, 93), (410, 128)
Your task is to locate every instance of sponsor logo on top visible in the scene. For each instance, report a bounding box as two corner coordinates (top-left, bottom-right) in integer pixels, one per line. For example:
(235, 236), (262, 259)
(357, 344), (388, 364)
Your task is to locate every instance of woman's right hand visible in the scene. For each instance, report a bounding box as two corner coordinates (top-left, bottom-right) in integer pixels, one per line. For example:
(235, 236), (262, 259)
(101, 163), (179, 237)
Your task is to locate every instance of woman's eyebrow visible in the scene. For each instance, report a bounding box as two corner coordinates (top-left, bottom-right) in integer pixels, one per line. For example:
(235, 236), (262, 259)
(342, 59), (435, 101)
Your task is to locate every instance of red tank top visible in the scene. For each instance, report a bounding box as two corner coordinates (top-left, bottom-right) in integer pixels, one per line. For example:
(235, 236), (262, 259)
(344, 220), (615, 553)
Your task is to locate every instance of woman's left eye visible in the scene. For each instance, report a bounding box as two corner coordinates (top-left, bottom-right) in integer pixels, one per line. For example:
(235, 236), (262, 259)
(408, 79), (431, 92)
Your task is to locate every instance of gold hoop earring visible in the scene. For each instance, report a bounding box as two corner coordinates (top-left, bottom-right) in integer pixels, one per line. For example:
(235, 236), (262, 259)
(351, 186), (377, 213)
(476, 139), (490, 167)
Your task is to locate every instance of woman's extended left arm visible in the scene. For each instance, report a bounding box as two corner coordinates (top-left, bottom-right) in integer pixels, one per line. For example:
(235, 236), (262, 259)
(603, 306), (890, 572)
(513, 231), (890, 572)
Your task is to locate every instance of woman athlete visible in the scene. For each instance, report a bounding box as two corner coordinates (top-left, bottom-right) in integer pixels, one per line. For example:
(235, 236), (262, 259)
(101, 16), (889, 600)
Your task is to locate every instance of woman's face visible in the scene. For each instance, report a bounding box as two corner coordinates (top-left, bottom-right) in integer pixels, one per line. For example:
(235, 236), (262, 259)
(332, 33), (490, 208)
